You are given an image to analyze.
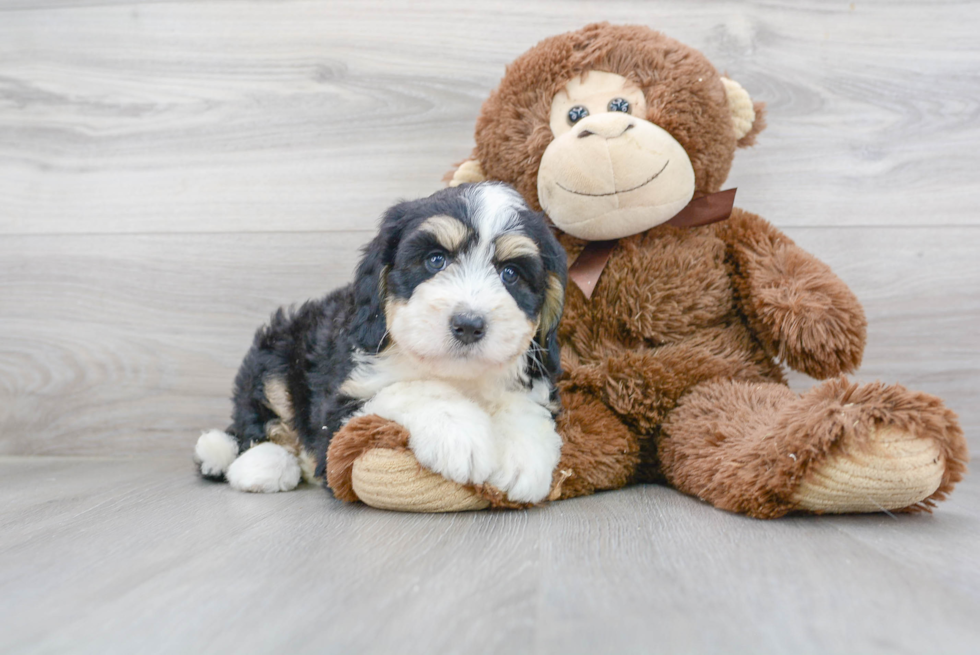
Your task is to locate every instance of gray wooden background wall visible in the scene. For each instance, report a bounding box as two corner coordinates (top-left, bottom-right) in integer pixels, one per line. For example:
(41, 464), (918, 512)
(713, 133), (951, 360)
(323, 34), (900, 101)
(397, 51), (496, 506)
(1, 0), (977, 457)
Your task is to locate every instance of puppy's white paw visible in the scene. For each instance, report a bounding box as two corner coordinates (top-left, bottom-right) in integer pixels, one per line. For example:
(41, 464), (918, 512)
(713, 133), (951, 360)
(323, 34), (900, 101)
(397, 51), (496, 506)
(410, 416), (496, 486)
(361, 381), (496, 485)
(226, 442), (301, 493)
(489, 397), (562, 503)
(194, 429), (239, 478)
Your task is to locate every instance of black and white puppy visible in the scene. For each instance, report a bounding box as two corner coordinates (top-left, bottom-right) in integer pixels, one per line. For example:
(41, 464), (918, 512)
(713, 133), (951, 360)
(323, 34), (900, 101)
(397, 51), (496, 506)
(194, 183), (567, 503)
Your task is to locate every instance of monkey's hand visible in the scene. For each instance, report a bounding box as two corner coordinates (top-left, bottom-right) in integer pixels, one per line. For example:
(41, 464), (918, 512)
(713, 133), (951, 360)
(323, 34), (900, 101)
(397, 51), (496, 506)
(745, 245), (867, 378)
(562, 333), (765, 432)
(718, 209), (867, 379)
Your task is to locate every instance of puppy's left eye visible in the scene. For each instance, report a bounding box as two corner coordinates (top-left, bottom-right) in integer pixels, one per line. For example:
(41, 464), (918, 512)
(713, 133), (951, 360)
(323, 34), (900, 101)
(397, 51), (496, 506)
(500, 265), (519, 285)
(608, 97), (631, 113)
(425, 251), (447, 273)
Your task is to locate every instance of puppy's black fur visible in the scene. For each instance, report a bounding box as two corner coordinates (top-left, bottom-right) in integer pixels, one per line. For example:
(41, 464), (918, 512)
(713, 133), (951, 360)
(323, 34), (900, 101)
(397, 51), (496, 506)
(216, 184), (567, 482)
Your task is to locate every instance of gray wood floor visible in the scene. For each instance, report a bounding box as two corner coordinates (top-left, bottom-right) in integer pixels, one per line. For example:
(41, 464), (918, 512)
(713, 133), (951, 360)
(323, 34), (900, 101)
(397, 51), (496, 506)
(1, 1), (978, 653)
(1, 456), (979, 655)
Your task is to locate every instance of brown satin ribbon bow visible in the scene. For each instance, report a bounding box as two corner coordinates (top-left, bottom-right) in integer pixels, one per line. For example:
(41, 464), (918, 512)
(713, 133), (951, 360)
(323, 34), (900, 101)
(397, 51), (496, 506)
(567, 188), (737, 299)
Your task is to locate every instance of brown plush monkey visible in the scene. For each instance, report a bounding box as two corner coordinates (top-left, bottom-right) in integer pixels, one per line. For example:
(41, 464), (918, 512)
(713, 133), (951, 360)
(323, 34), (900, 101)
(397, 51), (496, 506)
(326, 23), (967, 518)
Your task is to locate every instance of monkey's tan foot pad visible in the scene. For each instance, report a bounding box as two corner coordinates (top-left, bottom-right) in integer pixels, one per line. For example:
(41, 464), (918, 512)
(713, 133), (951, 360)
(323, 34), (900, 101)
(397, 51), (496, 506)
(793, 426), (946, 513)
(351, 449), (491, 512)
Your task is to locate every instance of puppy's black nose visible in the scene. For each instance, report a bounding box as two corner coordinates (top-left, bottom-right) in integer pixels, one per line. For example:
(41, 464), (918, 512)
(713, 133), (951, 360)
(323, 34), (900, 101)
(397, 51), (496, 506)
(450, 313), (486, 345)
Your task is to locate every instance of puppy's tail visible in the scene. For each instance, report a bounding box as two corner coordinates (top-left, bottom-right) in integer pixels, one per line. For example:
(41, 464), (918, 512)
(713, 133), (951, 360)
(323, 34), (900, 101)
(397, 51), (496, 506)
(193, 428), (240, 481)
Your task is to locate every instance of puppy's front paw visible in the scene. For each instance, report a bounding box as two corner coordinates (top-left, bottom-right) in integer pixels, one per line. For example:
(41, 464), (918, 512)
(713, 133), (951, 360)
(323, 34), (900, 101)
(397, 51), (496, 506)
(489, 398), (562, 503)
(361, 381), (496, 486)
(409, 417), (496, 486)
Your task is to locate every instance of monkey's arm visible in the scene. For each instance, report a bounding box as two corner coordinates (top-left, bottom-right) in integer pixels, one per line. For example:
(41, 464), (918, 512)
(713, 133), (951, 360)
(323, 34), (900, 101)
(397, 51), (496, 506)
(714, 208), (866, 379)
(559, 329), (771, 432)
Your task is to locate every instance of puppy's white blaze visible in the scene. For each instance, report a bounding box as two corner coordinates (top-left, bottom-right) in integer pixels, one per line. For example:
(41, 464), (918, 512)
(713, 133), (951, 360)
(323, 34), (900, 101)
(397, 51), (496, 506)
(194, 429), (239, 476)
(470, 183), (524, 243)
(226, 442), (302, 493)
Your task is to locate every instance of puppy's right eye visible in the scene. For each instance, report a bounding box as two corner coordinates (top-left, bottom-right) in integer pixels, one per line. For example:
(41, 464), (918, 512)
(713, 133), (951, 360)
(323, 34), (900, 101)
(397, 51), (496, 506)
(424, 251), (447, 273)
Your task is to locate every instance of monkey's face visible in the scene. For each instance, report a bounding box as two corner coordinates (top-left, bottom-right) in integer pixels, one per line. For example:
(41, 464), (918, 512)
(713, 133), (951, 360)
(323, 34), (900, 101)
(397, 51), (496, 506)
(467, 25), (764, 240)
(537, 71), (696, 241)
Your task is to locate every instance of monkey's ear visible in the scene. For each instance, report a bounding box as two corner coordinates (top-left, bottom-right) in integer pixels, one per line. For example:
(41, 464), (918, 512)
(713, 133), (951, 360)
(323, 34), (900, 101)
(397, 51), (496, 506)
(721, 77), (766, 147)
(445, 159), (486, 187)
(350, 209), (403, 353)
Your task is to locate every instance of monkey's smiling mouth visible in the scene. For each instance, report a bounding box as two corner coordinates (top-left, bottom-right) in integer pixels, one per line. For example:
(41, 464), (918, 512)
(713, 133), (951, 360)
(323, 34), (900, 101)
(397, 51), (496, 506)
(556, 160), (669, 197)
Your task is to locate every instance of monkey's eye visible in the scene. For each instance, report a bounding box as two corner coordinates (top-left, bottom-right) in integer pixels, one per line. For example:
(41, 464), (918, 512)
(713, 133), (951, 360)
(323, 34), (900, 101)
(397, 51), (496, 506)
(425, 251), (448, 273)
(567, 105), (590, 125)
(608, 97), (631, 113)
(500, 265), (520, 285)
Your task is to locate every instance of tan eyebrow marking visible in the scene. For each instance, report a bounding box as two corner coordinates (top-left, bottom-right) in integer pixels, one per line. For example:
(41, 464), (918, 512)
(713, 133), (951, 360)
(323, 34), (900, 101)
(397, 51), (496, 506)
(419, 214), (470, 252)
(495, 233), (539, 260)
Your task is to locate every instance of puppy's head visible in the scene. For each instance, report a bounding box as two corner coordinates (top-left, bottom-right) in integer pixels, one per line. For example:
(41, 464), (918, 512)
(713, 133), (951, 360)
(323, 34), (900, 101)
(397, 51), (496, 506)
(351, 183), (566, 382)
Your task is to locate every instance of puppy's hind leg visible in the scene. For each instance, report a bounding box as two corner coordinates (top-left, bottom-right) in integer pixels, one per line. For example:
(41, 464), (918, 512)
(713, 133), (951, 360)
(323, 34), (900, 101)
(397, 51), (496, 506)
(194, 348), (274, 482)
(226, 372), (303, 493)
(195, 422), (306, 493)
(222, 372), (304, 493)
(195, 326), (302, 492)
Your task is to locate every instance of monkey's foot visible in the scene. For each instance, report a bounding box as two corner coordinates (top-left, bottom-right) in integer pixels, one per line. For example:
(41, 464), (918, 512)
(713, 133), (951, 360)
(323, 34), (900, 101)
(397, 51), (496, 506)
(787, 380), (968, 515)
(793, 425), (947, 513)
(662, 378), (967, 518)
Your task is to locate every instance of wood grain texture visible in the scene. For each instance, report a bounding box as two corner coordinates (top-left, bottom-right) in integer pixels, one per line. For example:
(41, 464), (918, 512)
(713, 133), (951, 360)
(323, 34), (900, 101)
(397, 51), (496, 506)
(0, 231), (366, 455)
(0, 456), (978, 655)
(0, 0), (978, 234)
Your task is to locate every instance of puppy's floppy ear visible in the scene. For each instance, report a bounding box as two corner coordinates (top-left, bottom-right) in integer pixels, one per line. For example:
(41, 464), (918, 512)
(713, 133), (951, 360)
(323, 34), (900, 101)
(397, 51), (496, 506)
(530, 224), (568, 381)
(349, 205), (405, 353)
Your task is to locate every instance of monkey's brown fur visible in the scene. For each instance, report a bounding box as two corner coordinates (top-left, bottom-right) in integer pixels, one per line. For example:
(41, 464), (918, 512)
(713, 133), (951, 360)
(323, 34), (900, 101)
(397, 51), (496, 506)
(328, 23), (967, 517)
